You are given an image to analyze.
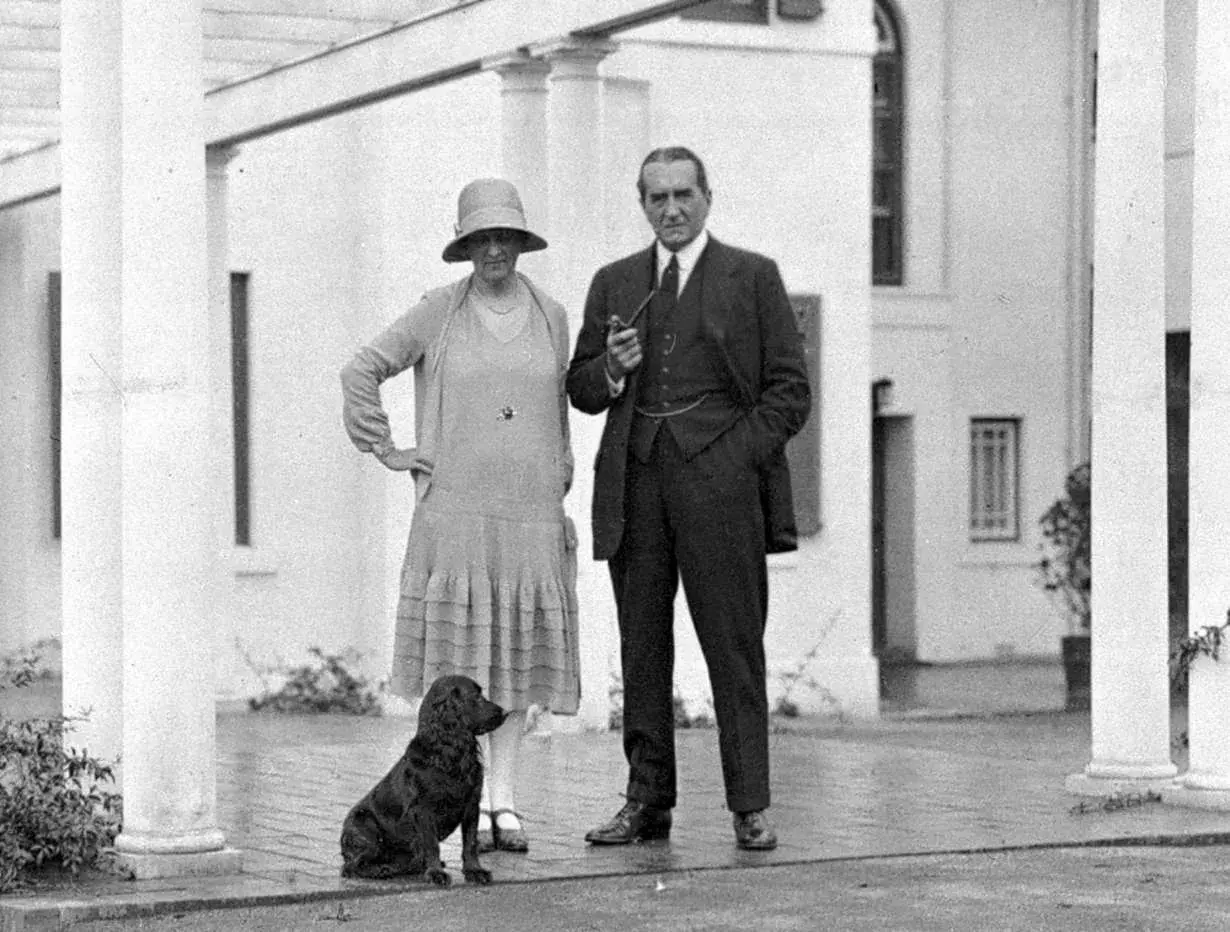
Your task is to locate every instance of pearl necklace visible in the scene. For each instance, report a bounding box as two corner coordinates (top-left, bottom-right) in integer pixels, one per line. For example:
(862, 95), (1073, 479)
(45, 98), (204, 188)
(472, 281), (524, 316)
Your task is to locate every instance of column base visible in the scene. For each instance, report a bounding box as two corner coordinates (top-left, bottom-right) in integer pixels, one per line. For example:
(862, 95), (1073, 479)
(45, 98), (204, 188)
(1163, 785), (1230, 811)
(113, 847), (243, 880)
(1065, 771), (1178, 798)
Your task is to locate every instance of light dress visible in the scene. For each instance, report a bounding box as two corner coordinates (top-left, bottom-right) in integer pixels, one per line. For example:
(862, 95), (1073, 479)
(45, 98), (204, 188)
(349, 282), (580, 715)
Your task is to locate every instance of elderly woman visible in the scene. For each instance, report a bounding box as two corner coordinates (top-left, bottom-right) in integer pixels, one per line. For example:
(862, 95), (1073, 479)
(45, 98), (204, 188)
(341, 178), (579, 854)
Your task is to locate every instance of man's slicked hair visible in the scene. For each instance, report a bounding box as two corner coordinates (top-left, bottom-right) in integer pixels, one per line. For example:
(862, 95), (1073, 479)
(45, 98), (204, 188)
(637, 146), (710, 201)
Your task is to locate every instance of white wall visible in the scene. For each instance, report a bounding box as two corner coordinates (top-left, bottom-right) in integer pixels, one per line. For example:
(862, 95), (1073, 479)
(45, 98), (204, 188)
(1165, 0), (1195, 332)
(869, 0), (1081, 661)
(0, 197), (60, 661)
(220, 77), (505, 697)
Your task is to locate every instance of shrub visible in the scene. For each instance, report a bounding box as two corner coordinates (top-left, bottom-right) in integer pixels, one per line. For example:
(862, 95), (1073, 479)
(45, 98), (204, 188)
(0, 651), (122, 893)
(772, 616), (844, 720)
(248, 647), (383, 715)
(1036, 462), (1091, 634)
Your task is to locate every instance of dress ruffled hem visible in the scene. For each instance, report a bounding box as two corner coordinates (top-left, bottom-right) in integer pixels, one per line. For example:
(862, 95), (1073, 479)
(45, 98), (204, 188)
(388, 499), (580, 715)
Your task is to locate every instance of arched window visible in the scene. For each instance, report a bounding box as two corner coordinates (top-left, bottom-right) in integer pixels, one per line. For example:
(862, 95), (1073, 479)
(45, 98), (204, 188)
(873, 0), (904, 286)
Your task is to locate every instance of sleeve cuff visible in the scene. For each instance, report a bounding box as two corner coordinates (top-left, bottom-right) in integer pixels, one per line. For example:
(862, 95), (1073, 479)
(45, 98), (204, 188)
(605, 368), (625, 398)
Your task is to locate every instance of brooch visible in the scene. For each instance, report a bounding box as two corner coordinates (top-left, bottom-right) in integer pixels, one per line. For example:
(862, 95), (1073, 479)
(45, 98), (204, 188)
(498, 405), (516, 421)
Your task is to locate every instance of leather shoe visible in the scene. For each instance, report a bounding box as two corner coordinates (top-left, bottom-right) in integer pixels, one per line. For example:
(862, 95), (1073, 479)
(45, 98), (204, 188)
(585, 800), (672, 845)
(733, 810), (777, 850)
(491, 808), (529, 853)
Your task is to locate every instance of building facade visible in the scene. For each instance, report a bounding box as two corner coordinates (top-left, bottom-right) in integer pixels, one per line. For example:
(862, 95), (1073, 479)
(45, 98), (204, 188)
(0, 0), (1199, 726)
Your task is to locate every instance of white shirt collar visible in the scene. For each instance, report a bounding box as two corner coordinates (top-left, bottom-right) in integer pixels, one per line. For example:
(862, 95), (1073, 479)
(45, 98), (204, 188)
(656, 229), (710, 290)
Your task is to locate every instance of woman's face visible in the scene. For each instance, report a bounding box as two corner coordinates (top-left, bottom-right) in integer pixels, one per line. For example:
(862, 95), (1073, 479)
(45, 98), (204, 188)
(466, 229), (525, 288)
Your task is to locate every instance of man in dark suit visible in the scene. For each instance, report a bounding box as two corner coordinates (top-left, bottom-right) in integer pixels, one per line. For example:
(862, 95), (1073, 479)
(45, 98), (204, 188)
(567, 146), (810, 851)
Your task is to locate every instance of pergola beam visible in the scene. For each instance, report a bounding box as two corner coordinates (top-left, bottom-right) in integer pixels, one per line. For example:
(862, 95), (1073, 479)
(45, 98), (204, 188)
(0, 25), (57, 49)
(0, 141), (56, 208)
(206, 0), (703, 147)
(0, 87), (58, 107)
(0, 69), (56, 90)
(0, 2), (57, 29)
(1, 0), (705, 208)
(203, 0), (457, 20)
(1, 106), (57, 126)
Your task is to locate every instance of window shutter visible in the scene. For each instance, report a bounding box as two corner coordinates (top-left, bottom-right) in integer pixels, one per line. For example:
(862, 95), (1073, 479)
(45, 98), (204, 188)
(785, 294), (822, 536)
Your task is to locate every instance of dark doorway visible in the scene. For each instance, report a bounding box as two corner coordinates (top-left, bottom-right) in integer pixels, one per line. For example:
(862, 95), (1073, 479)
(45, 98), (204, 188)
(872, 409), (916, 663)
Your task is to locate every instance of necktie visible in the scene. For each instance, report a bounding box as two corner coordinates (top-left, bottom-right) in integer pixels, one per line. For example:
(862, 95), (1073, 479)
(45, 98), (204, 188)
(659, 254), (680, 302)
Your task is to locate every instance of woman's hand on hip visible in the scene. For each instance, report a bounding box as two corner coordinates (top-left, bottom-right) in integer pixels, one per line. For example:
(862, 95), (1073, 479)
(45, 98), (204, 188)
(375, 446), (416, 472)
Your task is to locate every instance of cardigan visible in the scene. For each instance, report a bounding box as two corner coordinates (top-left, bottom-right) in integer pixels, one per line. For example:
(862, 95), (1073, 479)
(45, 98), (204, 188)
(341, 272), (574, 497)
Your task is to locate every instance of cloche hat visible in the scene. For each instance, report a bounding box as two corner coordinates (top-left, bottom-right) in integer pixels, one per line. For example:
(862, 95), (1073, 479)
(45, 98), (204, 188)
(441, 177), (548, 263)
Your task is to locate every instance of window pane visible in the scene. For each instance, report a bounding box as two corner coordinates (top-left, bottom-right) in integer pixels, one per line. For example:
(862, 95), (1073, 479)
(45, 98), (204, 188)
(969, 419), (1020, 541)
(871, 2), (903, 287)
(872, 216), (900, 285)
(48, 272), (61, 540)
(231, 272), (252, 547)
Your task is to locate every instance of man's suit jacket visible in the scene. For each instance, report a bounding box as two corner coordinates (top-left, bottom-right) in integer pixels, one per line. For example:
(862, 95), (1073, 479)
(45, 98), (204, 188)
(567, 236), (811, 561)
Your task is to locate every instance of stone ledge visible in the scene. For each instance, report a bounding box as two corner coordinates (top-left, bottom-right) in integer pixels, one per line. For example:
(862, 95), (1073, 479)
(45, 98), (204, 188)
(113, 847), (243, 881)
(1065, 772), (1179, 798)
(0, 873), (418, 931)
(1163, 784), (1230, 812)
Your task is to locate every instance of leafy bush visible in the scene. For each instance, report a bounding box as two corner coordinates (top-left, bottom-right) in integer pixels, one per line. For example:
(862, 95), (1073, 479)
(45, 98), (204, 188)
(0, 651), (122, 893)
(1036, 463), (1091, 633)
(248, 647), (383, 715)
(1170, 608), (1230, 689)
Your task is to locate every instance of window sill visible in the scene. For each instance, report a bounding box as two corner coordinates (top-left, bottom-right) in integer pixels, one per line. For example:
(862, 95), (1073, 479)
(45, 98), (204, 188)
(958, 541), (1036, 568)
(233, 547), (278, 578)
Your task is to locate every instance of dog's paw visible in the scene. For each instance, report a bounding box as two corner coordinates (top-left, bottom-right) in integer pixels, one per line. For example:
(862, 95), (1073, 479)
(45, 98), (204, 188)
(463, 867), (493, 885)
(426, 867), (452, 887)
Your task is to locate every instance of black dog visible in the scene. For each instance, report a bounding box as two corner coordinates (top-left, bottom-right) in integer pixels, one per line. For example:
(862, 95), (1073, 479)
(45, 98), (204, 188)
(340, 675), (506, 884)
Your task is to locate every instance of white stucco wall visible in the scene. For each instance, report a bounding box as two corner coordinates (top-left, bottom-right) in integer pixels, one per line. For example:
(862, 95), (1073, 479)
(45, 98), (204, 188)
(0, 197), (60, 660)
(220, 83), (504, 698)
(1165, 0), (1195, 332)
(873, 0), (1082, 661)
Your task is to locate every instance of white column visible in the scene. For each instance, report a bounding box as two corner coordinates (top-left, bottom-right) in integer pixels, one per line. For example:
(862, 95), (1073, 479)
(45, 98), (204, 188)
(492, 52), (552, 284)
(1066, 0), (1176, 796)
(601, 76), (651, 257)
(1164, 0), (1230, 811)
(207, 146), (240, 701)
(59, 0), (124, 769)
(541, 37), (618, 731)
(105, 0), (239, 876)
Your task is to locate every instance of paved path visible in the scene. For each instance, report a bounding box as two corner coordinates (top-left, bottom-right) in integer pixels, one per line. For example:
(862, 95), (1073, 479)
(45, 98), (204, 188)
(56, 847), (1230, 932)
(4, 667), (1227, 929)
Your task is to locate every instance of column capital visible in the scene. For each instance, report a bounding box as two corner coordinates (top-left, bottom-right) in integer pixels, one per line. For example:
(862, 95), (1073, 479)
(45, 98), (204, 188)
(534, 36), (618, 70)
(486, 51), (552, 96)
(486, 50), (552, 78)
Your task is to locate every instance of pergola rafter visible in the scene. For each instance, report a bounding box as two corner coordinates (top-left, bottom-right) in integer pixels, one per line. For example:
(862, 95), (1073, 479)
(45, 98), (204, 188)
(0, 0), (704, 209)
(0, 0), (476, 164)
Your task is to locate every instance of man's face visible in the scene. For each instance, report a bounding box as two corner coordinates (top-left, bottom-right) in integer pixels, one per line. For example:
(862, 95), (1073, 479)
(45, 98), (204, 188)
(640, 159), (711, 252)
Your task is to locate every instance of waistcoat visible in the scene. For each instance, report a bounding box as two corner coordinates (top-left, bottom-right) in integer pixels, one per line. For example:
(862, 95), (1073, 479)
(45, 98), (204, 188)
(630, 250), (741, 462)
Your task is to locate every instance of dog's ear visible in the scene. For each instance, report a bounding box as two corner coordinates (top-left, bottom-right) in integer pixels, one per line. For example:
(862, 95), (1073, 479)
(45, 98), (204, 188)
(423, 680), (466, 732)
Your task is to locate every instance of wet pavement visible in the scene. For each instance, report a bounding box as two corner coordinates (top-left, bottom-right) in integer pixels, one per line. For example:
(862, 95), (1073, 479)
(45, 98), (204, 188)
(3, 662), (1226, 929)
